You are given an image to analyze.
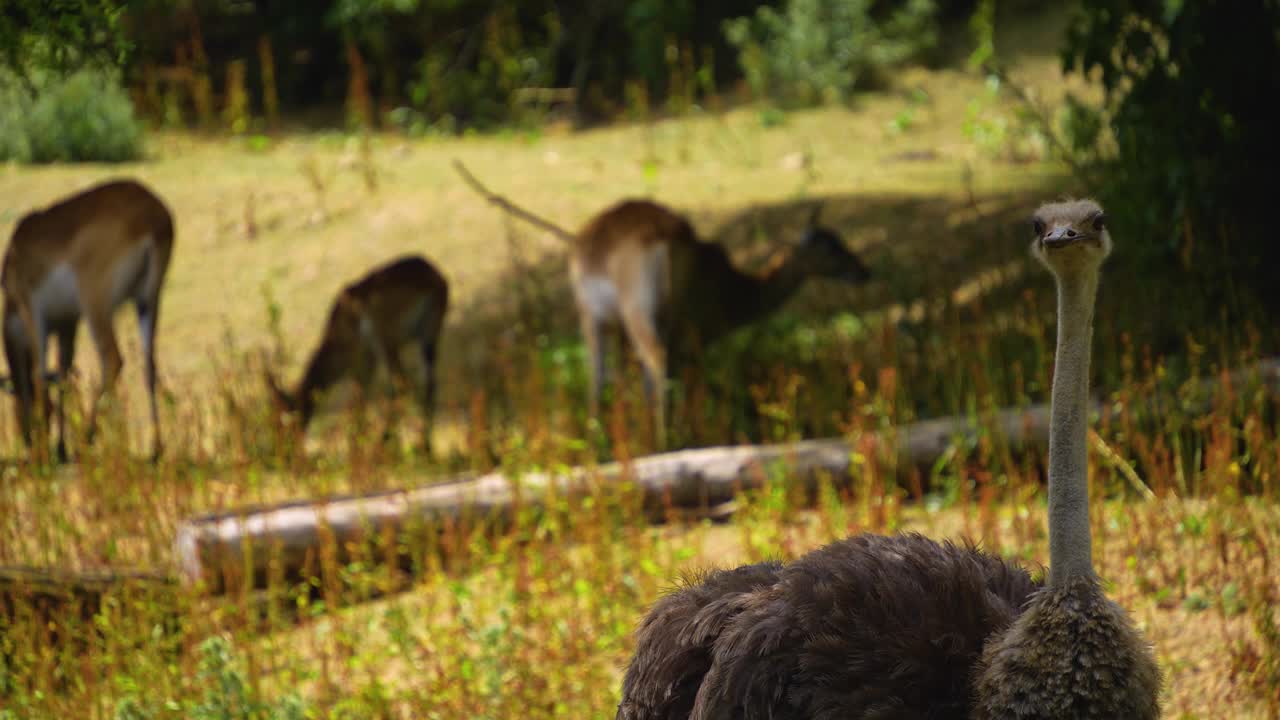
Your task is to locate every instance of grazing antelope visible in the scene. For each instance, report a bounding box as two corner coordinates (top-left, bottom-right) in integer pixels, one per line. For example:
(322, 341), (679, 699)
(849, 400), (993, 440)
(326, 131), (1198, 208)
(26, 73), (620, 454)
(2, 179), (175, 461)
(264, 255), (449, 454)
(453, 160), (871, 445)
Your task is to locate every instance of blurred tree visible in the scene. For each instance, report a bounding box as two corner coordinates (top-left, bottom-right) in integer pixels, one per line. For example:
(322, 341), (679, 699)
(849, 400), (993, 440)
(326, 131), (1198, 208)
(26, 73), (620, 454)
(8, 0), (947, 129)
(0, 0), (134, 80)
(724, 0), (938, 107)
(327, 0), (420, 120)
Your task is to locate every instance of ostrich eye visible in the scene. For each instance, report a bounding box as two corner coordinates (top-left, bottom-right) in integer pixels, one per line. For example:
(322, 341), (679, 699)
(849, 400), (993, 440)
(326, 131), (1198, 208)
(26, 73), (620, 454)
(1092, 213), (1107, 232)
(1032, 219), (1045, 236)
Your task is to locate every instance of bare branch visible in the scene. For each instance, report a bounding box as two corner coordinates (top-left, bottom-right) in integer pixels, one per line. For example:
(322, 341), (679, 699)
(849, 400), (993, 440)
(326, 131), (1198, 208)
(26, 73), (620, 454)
(452, 159), (578, 243)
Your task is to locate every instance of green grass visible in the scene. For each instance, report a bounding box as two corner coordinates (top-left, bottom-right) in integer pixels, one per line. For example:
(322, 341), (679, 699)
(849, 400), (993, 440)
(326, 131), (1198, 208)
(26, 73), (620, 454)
(2, 48), (1279, 719)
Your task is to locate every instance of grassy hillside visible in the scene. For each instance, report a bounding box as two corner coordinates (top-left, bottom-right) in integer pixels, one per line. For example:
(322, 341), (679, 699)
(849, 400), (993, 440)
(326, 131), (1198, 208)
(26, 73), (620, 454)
(0, 52), (1082, 451)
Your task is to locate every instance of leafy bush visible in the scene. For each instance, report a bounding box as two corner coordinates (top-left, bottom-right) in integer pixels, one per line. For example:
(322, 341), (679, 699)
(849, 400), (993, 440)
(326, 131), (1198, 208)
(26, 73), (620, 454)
(724, 0), (938, 107)
(0, 67), (143, 163)
(408, 7), (561, 131)
(112, 636), (308, 720)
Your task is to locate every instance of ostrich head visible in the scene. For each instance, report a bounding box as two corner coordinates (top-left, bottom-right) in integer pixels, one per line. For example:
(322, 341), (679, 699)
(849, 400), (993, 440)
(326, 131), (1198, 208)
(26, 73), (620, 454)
(1030, 199), (1112, 278)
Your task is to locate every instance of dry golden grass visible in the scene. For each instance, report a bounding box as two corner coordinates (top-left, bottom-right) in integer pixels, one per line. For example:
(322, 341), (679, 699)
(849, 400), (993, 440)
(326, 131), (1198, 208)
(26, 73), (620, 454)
(236, 492), (1278, 719)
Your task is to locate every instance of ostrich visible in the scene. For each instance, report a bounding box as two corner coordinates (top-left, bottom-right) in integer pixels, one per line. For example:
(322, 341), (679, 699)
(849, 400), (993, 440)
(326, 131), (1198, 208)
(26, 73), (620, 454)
(616, 199), (1161, 719)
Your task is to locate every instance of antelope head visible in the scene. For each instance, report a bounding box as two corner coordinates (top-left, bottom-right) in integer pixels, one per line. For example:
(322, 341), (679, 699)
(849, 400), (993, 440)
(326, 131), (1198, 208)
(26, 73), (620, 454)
(794, 201), (871, 284)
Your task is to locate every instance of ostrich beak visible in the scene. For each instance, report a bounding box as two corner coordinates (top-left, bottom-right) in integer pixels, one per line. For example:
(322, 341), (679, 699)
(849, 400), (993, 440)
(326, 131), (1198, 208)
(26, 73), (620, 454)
(1041, 226), (1084, 249)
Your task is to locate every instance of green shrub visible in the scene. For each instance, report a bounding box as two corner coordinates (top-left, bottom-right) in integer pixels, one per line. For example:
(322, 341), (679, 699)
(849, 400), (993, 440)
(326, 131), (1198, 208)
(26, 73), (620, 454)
(0, 67), (143, 163)
(0, 74), (34, 163)
(724, 0), (938, 108)
(112, 636), (309, 720)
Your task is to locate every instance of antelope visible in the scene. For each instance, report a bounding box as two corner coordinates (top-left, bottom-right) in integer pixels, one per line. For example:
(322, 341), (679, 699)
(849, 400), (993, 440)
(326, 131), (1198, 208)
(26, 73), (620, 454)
(453, 160), (871, 445)
(264, 255), (449, 454)
(2, 179), (175, 461)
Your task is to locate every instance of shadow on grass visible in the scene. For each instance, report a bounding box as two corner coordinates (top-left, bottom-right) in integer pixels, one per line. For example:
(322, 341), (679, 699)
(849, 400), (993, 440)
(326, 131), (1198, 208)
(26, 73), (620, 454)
(439, 176), (1277, 459)
(439, 185), (1053, 450)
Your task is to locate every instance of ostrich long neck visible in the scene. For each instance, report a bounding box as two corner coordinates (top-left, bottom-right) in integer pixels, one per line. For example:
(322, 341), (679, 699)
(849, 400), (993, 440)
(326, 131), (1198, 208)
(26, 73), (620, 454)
(1047, 270), (1100, 587)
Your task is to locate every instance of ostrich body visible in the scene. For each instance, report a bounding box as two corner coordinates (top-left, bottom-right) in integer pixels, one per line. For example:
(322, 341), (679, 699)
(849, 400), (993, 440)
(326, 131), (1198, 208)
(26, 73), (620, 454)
(616, 200), (1160, 719)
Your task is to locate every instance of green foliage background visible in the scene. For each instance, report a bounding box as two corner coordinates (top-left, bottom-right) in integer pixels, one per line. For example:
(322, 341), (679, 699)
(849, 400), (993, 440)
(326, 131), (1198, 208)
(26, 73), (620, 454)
(1060, 0), (1280, 318)
(725, 0), (938, 107)
(0, 0), (976, 129)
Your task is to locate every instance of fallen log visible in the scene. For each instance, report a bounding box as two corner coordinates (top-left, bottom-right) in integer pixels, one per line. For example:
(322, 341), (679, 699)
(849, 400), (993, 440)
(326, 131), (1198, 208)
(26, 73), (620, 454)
(171, 406), (1062, 595)
(174, 440), (853, 594)
(174, 358), (1280, 595)
(0, 563), (401, 644)
(0, 566), (176, 619)
(0, 566), (179, 656)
